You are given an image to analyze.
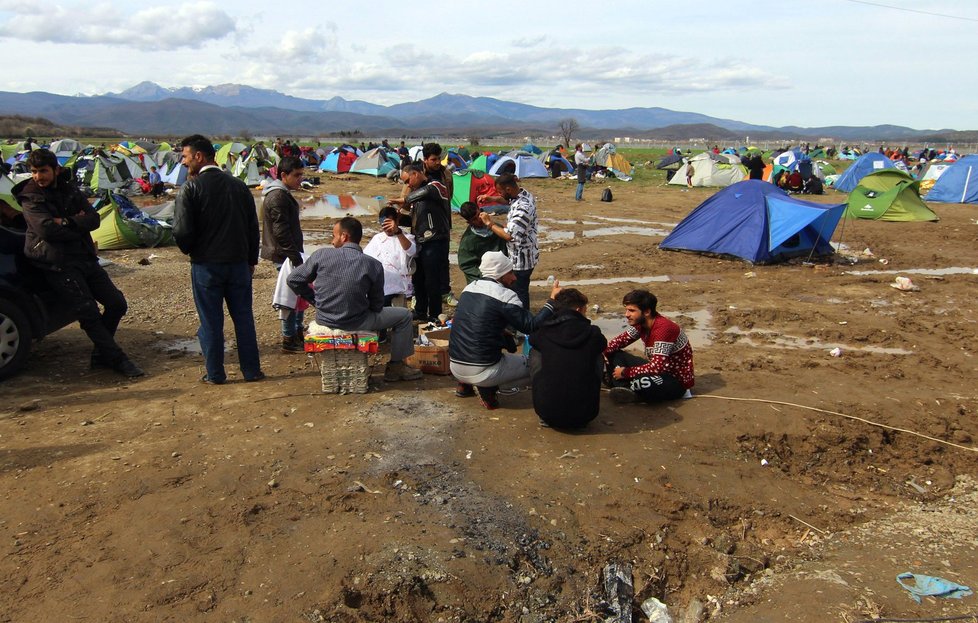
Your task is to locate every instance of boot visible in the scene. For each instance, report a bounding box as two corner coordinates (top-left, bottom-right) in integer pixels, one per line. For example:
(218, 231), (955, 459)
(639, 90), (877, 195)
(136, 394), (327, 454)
(384, 360), (423, 382)
(282, 335), (304, 353)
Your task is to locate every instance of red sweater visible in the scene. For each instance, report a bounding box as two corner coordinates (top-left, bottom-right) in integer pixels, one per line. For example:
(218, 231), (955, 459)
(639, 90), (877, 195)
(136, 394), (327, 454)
(604, 315), (695, 389)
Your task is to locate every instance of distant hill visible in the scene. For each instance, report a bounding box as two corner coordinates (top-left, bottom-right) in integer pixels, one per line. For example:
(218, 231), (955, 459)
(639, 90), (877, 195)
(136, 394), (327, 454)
(0, 82), (965, 141)
(0, 114), (118, 138)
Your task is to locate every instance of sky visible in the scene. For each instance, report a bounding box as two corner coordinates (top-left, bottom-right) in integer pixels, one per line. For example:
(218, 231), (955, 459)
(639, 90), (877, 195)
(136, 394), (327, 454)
(1, 0), (976, 130)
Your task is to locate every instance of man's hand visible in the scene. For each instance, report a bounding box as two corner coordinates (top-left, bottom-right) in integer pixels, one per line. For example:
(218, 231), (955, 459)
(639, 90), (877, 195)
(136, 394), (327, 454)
(387, 198), (405, 207)
(478, 212), (493, 227)
(612, 366), (626, 380)
(549, 280), (562, 300)
(381, 218), (400, 236)
(249, 264), (256, 277)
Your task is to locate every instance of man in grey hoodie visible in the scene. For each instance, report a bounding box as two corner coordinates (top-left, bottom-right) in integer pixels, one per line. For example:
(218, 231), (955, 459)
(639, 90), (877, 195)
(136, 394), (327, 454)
(260, 156), (306, 352)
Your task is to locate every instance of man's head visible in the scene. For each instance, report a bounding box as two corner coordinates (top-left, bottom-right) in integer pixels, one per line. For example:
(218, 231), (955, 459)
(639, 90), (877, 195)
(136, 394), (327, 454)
(180, 134), (216, 176)
(621, 289), (658, 327)
(378, 206), (399, 231)
(331, 216), (363, 248)
(278, 156), (304, 190)
(400, 163), (425, 190)
(458, 201), (484, 228)
(494, 173), (521, 201)
(479, 251), (515, 286)
(27, 149), (59, 188)
(422, 143), (443, 171)
(575, 143), (583, 152)
(555, 288), (588, 314)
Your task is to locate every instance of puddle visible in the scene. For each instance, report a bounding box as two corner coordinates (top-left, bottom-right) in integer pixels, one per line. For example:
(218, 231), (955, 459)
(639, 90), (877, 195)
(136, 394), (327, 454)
(591, 308), (714, 348)
(300, 194), (384, 219)
(724, 326), (913, 355)
(531, 274), (671, 287)
(846, 267), (978, 277)
(793, 294), (847, 304)
(574, 264), (605, 270)
(582, 226), (671, 238)
(156, 338), (224, 355)
(586, 215), (677, 228)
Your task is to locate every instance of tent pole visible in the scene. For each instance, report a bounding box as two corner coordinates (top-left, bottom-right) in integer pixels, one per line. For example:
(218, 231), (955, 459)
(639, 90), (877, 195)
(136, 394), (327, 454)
(962, 166), (972, 203)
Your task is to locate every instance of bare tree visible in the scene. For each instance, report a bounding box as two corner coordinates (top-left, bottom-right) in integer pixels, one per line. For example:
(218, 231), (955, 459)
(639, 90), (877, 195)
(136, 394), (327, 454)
(557, 118), (580, 148)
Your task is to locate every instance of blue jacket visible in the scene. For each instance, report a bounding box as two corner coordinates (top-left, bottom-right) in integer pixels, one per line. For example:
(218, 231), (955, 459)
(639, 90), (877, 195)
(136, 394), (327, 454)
(449, 278), (554, 366)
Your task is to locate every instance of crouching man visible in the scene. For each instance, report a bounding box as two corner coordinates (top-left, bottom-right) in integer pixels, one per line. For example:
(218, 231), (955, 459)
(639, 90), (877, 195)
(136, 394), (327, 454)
(449, 251), (560, 409)
(604, 289), (694, 404)
(286, 217), (423, 382)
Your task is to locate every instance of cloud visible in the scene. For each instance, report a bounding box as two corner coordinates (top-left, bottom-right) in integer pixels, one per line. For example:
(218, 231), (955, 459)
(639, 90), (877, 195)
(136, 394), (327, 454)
(0, 1), (236, 50)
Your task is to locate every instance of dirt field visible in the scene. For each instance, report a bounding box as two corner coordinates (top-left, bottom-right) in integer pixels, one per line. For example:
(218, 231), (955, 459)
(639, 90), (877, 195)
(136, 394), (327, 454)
(2, 169), (977, 623)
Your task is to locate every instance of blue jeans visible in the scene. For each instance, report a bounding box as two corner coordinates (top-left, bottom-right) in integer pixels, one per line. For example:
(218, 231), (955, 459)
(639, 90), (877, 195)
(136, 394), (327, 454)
(512, 268), (533, 310)
(575, 182), (584, 200)
(191, 262), (262, 382)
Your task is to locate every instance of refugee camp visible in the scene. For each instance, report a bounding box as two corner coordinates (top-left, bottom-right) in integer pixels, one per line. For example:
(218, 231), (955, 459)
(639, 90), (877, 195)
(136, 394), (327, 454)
(1, 2), (977, 622)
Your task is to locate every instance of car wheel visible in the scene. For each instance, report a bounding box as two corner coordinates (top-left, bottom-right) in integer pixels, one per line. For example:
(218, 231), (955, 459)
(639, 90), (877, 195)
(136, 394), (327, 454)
(0, 298), (32, 380)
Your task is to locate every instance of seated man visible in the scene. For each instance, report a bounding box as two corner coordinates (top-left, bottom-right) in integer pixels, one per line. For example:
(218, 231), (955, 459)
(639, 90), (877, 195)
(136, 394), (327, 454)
(604, 289), (694, 404)
(148, 166), (165, 198)
(363, 206), (417, 306)
(449, 251), (560, 409)
(287, 216), (423, 382)
(457, 201), (507, 285)
(528, 288), (607, 429)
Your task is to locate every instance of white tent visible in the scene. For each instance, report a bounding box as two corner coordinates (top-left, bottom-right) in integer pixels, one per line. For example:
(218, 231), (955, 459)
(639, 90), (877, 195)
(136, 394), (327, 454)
(668, 152), (747, 188)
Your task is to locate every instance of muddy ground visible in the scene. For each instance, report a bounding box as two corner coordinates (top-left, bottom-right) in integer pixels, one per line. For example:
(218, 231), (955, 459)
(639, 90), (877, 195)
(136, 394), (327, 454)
(2, 170), (977, 622)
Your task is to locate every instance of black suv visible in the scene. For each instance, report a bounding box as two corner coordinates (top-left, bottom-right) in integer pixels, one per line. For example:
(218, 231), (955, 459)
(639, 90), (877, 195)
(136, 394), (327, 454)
(0, 222), (76, 380)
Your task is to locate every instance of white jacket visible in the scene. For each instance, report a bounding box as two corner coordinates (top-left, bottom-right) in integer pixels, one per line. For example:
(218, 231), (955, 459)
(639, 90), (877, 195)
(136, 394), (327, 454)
(363, 231), (417, 296)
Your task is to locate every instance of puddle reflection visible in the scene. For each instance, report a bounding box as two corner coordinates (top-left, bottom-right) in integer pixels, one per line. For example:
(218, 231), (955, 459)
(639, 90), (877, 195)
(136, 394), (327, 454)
(724, 326), (912, 355)
(846, 266), (978, 277)
(300, 194), (384, 219)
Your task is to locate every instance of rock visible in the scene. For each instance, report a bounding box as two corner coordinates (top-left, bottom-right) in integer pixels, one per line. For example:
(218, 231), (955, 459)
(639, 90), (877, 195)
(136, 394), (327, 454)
(18, 400), (41, 412)
(641, 597), (673, 623)
(681, 599), (705, 623)
(267, 479), (279, 488)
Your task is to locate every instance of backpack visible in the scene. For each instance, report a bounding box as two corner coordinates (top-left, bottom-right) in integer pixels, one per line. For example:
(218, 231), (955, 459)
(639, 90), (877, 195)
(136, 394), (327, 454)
(601, 187), (613, 202)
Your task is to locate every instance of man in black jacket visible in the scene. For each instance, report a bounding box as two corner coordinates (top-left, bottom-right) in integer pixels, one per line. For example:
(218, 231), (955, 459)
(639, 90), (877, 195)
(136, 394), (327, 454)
(15, 149), (143, 377)
(529, 288), (607, 429)
(260, 156), (305, 352)
(389, 163), (450, 322)
(174, 134), (263, 385)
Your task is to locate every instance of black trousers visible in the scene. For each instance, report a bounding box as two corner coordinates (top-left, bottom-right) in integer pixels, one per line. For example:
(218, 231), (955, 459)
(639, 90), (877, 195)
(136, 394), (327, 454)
(43, 261), (128, 365)
(606, 350), (685, 402)
(412, 238), (449, 321)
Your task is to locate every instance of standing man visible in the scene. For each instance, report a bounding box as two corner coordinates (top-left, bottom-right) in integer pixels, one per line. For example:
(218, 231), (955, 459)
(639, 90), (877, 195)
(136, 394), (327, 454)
(173, 134), (263, 385)
(604, 289), (694, 404)
(388, 163), (450, 322)
(260, 156), (306, 352)
(421, 143), (456, 307)
(14, 149), (143, 377)
(478, 173), (539, 309)
(287, 217), (423, 382)
(574, 143), (589, 201)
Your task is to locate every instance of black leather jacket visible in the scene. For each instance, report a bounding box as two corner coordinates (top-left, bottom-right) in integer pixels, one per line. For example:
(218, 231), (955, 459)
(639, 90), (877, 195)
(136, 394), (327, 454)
(407, 181), (450, 244)
(173, 168), (259, 264)
(14, 170), (99, 269)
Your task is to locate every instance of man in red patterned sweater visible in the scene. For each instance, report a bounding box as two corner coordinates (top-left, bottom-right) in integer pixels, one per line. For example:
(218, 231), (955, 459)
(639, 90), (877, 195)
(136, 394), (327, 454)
(603, 289), (694, 404)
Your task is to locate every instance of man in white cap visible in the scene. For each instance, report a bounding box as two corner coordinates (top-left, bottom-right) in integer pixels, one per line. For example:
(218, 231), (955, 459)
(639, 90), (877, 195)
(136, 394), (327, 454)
(448, 251), (561, 409)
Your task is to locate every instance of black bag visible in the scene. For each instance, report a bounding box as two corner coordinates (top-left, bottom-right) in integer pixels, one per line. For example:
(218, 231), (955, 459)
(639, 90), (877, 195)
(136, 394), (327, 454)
(601, 187), (613, 202)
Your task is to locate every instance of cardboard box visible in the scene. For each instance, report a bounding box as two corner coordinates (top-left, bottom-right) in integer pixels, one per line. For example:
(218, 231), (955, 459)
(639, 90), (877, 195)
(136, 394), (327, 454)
(406, 344), (450, 375)
(421, 327), (451, 348)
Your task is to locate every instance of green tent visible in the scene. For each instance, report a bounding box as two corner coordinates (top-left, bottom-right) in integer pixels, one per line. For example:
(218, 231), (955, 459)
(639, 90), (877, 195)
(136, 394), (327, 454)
(845, 170), (938, 222)
(470, 155), (489, 172)
(92, 194), (173, 250)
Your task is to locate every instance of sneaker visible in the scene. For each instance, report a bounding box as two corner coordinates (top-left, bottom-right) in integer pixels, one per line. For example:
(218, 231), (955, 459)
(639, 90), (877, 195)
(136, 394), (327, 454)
(477, 386), (500, 410)
(201, 374), (225, 385)
(113, 359), (145, 378)
(282, 335), (304, 353)
(245, 371), (266, 382)
(442, 292), (459, 307)
(455, 382), (475, 397)
(384, 361), (424, 382)
(609, 387), (638, 404)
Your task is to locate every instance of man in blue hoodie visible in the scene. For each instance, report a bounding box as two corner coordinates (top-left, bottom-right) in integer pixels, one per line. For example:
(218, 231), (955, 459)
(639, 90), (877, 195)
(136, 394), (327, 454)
(260, 156), (305, 352)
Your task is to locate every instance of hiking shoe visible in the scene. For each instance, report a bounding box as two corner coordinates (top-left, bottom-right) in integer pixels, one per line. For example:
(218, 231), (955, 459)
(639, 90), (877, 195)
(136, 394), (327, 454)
(90, 351), (111, 369)
(113, 359), (145, 378)
(455, 382), (475, 398)
(245, 371), (266, 382)
(442, 292), (459, 307)
(477, 386), (500, 410)
(384, 361), (424, 382)
(201, 374), (225, 385)
(282, 336), (304, 353)
(609, 387), (638, 404)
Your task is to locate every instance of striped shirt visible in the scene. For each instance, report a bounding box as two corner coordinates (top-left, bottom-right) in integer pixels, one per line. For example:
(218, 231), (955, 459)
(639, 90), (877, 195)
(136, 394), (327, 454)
(286, 242), (384, 329)
(504, 188), (539, 271)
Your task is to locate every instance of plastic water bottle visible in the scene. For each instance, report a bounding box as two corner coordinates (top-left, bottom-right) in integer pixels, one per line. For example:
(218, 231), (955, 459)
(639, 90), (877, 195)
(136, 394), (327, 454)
(546, 275), (555, 286)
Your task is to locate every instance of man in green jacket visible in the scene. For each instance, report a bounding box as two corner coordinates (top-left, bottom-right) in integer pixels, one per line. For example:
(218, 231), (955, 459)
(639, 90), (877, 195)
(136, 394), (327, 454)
(456, 201), (507, 284)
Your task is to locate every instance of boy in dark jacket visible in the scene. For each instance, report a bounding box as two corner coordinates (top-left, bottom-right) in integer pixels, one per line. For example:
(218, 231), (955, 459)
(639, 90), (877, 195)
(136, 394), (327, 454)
(529, 288), (606, 429)
(14, 149), (143, 377)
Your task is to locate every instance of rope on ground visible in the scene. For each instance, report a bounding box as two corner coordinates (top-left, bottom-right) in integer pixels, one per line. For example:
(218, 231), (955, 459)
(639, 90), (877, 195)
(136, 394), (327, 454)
(855, 615), (978, 623)
(693, 395), (978, 454)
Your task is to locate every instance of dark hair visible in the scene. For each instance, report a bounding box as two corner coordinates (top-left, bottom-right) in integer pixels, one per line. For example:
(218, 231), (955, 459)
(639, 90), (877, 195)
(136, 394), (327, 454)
(401, 163), (423, 175)
(495, 173), (519, 189)
(622, 289), (658, 315)
(575, 143), (583, 150)
(378, 207), (399, 222)
(458, 201), (479, 220)
(26, 149), (58, 170)
(555, 288), (588, 311)
(278, 156), (302, 176)
(422, 143), (442, 159)
(180, 134), (216, 160)
(337, 216), (363, 243)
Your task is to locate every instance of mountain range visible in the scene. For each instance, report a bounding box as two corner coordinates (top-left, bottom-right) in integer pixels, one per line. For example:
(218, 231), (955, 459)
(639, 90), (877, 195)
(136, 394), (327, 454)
(0, 81), (965, 142)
